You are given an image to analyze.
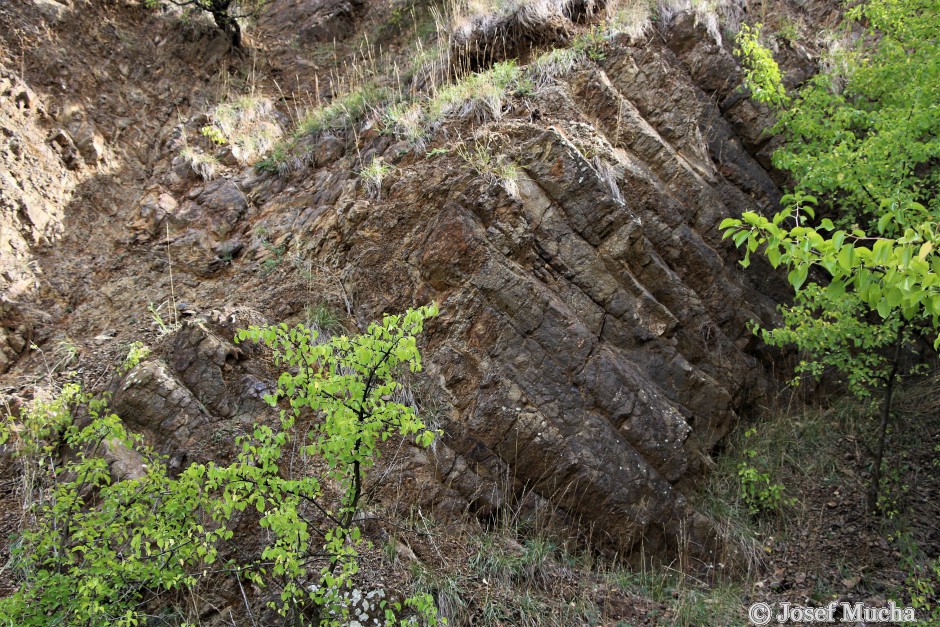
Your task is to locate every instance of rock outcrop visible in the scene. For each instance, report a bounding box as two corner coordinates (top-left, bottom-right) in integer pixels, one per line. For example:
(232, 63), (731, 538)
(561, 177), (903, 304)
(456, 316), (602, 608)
(265, 0), (366, 46)
(112, 316), (276, 464)
(183, 17), (785, 561)
(0, 66), (77, 372)
(0, 0), (801, 567)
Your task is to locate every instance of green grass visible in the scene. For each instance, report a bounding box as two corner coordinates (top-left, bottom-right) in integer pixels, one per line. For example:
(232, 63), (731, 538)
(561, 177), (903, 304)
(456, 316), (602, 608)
(455, 137), (521, 197)
(382, 397), (897, 627)
(605, 565), (745, 626)
(257, 57), (533, 173)
(303, 302), (346, 337)
(696, 404), (858, 519)
(359, 157), (395, 199)
(257, 84), (391, 173)
(294, 83), (389, 137)
(427, 60), (524, 126)
(408, 563), (471, 625)
(397, 518), (750, 626)
(197, 95), (284, 166)
(383, 101), (427, 146)
(528, 46), (586, 85)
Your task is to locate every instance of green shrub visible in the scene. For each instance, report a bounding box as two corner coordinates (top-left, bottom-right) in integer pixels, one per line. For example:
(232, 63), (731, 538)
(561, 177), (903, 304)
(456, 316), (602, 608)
(906, 555), (940, 622)
(733, 23), (788, 107)
(201, 124), (227, 145)
(121, 341), (151, 372)
(0, 386), (218, 626)
(736, 428), (793, 516)
(233, 303), (442, 622)
(723, 1), (940, 511)
(572, 25), (609, 62)
(0, 305), (443, 626)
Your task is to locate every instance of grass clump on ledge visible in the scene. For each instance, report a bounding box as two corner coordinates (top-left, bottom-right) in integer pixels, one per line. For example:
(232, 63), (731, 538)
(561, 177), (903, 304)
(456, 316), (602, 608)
(426, 60), (526, 127)
(253, 14), (624, 176)
(179, 145), (220, 180)
(528, 46), (586, 86)
(257, 83), (391, 173)
(383, 101), (427, 147)
(203, 94), (283, 166)
(295, 83), (389, 136)
(385, 60), (529, 146)
(359, 156), (395, 199)
(456, 137), (521, 198)
(258, 61), (527, 173)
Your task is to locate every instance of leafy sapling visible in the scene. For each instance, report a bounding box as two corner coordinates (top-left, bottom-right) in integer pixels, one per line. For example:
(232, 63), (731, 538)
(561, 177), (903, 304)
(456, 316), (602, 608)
(723, 2), (939, 513)
(231, 303), (443, 623)
(0, 306), (444, 626)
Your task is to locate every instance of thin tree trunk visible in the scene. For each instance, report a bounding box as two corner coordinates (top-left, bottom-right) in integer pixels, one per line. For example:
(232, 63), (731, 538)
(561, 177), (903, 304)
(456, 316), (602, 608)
(213, 12), (241, 48)
(868, 324), (905, 513)
(210, 0), (241, 48)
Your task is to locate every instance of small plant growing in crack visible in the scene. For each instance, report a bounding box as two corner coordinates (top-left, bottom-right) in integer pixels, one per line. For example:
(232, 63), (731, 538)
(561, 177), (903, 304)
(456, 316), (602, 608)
(121, 341), (151, 373)
(359, 157), (394, 200)
(200, 124), (227, 146)
(148, 302), (180, 336)
(259, 238), (287, 276)
(456, 138), (520, 199)
(179, 145), (219, 181)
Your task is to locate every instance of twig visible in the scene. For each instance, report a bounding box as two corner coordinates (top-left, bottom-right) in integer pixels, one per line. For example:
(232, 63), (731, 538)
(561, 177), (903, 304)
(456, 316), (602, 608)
(236, 571), (260, 627)
(167, 222), (179, 329)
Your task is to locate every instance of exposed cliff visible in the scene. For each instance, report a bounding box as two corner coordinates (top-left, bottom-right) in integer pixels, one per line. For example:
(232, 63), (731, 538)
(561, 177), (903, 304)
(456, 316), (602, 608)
(0, 0), (824, 579)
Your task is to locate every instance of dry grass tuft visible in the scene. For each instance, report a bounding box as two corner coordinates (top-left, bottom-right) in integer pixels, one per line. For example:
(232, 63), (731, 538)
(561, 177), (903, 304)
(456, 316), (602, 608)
(456, 134), (521, 198)
(205, 95), (284, 165)
(179, 145), (220, 181)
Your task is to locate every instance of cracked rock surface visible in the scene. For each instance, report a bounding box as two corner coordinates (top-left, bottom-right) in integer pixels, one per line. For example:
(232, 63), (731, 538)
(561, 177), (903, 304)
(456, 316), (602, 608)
(0, 0), (805, 566)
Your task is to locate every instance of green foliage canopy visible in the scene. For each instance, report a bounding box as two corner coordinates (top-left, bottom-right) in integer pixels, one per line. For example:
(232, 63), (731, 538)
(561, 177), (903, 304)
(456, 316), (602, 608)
(724, 0), (939, 512)
(724, 0), (940, 358)
(0, 386), (223, 626)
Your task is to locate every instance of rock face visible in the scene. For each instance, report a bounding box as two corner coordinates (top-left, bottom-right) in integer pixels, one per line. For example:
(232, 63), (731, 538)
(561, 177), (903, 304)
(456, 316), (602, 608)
(265, 0), (366, 46)
(214, 19), (785, 560)
(0, 65), (75, 372)
(0, 0), (796, 567)
(112, 318), (275, 463)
